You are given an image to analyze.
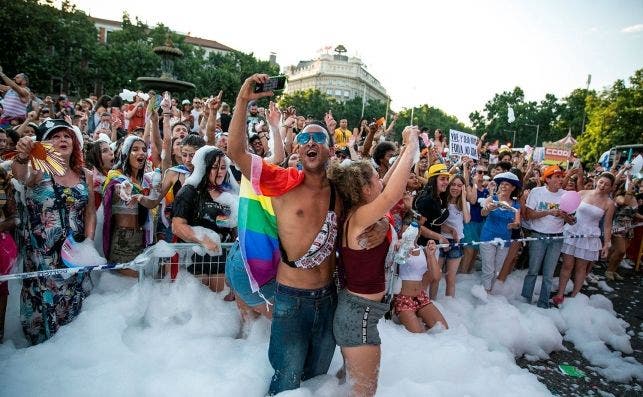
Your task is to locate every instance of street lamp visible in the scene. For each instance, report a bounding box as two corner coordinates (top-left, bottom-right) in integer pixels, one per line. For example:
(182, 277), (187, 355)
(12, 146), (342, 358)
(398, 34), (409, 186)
(507, 130), (516, 147)
(525, 123), (540, 147)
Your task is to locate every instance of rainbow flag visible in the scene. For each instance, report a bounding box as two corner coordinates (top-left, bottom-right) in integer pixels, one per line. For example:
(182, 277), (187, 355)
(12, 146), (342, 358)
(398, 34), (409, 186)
(238, 155), (304, 292)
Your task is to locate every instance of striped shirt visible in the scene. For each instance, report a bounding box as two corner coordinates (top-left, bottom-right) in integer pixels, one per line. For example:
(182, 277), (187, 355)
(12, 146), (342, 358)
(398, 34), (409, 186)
(1, 88), (28, 118)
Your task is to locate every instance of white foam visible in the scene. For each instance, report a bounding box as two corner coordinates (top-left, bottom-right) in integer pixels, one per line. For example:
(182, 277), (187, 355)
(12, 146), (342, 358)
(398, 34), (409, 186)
(1, 268), (640, 396)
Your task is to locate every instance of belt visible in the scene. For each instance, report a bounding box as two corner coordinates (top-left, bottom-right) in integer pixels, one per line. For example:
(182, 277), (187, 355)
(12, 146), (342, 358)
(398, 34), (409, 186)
(532, 231), (563, 236)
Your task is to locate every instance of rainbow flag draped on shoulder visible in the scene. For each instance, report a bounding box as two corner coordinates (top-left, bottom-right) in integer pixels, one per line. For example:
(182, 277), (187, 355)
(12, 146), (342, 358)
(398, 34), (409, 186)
(101, 169), (153, 258)
(238, 154), (304, 292)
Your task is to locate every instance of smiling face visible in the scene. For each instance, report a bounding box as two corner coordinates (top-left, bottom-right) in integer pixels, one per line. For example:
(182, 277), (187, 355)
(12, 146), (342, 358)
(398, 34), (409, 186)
(498, 181), (516, 195)
(448, 178), (464, 198)
(297, 125), (331, 172)
(436, 175), (450, 193)
(128, 141), (147, 171)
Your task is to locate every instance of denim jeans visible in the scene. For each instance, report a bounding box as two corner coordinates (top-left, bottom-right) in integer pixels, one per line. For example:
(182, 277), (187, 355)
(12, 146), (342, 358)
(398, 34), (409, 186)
(521, 232), (563, 308)
(268, 283), (337, 395)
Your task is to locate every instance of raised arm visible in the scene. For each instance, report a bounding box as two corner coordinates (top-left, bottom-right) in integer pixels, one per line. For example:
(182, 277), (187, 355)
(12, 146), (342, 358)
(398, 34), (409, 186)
(265, 101), (285, 165)
(205, 91), (223, 144)
(160, 93), (173, 172)
(351, 126), (419, 231)
(227, 74), (273, 179)
(0, 67), (29, 101)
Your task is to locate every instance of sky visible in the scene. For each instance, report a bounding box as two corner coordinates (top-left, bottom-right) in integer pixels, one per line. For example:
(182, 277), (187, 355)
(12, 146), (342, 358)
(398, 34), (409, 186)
(67, 0), (642, 124)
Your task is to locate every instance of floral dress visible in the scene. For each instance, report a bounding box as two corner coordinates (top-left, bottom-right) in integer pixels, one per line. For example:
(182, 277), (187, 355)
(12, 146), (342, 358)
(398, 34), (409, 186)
(21, 171), (89, 345)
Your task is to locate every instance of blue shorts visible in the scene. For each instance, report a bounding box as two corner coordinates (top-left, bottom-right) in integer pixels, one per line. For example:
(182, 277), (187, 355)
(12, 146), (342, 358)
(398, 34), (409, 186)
(463, 222), (484, 251)
(440, 239), (464, 259)
(224, 241), (276, 307)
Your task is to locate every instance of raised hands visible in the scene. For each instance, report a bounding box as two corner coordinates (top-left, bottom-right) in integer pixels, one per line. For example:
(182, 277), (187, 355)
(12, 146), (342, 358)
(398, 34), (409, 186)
(238, 74), (275, 102)
(324, 110), (336, 132)
(266, 101), (282, 131)
(207, 90), (223, 112)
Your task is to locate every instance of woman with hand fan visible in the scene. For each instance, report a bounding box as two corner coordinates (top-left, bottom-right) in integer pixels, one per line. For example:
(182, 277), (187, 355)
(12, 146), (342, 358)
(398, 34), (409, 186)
(11, 119), (96, 345)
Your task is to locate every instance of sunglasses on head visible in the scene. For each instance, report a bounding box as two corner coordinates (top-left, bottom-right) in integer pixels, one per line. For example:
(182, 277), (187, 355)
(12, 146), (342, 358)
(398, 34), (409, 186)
(295, 131), (328, 145)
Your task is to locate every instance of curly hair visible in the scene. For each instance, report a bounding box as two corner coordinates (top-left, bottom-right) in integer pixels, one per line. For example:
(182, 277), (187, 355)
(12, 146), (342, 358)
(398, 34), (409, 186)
(372, 141), (396, 167)
(327, 160), (375, 214)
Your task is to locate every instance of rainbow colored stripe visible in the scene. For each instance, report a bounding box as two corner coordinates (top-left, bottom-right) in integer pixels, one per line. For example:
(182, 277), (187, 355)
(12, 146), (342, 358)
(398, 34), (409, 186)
(238, 155), (304, 292)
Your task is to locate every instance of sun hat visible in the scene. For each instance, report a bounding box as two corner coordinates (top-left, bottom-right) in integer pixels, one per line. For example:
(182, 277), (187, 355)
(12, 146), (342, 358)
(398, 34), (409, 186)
(427, 163), (450, 179)
(493, 171), (522, 188)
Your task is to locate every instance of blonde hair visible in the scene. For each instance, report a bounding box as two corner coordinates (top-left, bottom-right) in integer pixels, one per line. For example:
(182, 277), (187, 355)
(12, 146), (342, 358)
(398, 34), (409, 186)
(327, 160), (376, 214)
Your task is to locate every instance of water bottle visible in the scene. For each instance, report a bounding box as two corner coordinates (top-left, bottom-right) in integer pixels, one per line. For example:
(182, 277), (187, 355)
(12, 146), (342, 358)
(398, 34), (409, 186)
(150, 168), (162, 199)
(394, 221), (419, 265)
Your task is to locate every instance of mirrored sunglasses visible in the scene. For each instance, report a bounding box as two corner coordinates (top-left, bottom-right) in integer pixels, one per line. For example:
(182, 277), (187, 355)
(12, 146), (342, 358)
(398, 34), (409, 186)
(295, 131), (328, 146)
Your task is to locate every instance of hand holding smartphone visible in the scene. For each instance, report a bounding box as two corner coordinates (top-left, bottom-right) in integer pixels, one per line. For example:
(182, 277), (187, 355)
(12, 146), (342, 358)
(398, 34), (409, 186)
(254, 76), (286, 93)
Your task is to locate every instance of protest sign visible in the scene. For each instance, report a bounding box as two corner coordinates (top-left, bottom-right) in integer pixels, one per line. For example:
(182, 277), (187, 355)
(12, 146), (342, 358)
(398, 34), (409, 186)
(543, 146), (571, 166)
(449, 129), (478, 160)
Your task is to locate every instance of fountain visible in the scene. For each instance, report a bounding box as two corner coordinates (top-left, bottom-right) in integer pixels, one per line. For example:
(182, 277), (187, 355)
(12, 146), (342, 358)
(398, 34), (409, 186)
(137, 37), (195, 92)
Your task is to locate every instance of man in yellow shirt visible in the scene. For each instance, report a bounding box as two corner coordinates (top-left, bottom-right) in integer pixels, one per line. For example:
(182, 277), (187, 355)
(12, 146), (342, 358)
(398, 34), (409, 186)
(333, 119), (352, 149)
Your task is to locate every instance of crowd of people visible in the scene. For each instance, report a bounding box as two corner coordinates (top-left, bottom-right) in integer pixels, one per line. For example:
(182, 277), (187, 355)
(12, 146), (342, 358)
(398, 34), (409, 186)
(1, 68), (642, 396)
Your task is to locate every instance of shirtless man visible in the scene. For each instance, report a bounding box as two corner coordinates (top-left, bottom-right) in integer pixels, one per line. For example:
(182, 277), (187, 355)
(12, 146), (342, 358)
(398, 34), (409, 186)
(228, 74), (385, 394)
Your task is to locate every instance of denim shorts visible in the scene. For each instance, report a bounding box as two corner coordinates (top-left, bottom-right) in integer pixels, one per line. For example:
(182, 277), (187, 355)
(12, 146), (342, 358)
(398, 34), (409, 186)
(224, 241), (275, 307)
(333, 289), (390, 347)
(440, 239), (464, 259)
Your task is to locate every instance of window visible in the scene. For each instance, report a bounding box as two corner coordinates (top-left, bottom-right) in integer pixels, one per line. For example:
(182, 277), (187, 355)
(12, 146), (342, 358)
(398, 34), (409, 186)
(335, 90), (342, 96)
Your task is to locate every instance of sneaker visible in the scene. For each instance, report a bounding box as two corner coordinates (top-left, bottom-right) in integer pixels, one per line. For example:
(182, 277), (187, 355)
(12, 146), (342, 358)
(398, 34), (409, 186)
(619, 259), (634, 270)
(552, 295), (565, 306)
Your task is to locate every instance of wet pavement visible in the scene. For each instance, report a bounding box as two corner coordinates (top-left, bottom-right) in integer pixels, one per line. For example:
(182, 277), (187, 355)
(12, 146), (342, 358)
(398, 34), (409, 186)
(517, 262), (642, 397)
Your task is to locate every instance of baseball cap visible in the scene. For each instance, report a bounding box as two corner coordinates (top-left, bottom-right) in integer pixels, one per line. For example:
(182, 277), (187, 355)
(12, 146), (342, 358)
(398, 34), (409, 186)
(542, 165), (564, 180)
(181, 99), (191, 105)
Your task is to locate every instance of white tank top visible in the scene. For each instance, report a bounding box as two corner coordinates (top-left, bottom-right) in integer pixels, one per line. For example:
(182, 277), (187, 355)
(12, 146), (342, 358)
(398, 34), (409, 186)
(399, 248), (427, 281)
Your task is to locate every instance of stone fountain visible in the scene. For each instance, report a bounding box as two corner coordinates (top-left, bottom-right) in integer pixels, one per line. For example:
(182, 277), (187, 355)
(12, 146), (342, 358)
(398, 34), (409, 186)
(137, 38), (195, 92)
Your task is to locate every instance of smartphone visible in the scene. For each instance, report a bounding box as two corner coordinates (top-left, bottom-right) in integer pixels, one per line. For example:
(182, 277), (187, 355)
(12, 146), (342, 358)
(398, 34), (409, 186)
(254, 76), (286, 93)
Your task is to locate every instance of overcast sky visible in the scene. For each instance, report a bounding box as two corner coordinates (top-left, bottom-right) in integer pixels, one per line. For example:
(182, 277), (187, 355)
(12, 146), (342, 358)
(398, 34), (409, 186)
(69, 0), (642, 125)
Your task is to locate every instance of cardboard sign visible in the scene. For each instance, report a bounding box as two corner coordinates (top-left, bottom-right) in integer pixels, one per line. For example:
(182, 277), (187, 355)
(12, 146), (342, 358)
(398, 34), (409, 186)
(543, 146), (571, 166)
(449, 129), (478, 160)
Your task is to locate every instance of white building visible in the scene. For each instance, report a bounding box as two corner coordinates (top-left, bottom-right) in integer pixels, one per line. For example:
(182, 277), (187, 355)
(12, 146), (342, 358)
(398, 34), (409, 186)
(284, 53), (389, 103)
(90, 17), (234, 55)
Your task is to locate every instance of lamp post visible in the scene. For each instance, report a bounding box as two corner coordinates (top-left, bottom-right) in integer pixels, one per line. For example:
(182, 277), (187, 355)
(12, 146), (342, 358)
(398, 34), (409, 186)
(525, 123), (540, 147)
(507, 130), (516, 147)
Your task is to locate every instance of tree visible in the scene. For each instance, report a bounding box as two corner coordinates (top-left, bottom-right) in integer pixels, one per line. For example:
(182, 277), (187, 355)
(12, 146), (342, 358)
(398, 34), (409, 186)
(575, 69), (643, 161)
(395, 105), (470, 142)
(0, 0), (98, 96)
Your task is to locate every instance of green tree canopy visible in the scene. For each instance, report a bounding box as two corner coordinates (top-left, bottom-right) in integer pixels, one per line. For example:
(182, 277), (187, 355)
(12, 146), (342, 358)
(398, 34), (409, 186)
(575, 69), (643, 161)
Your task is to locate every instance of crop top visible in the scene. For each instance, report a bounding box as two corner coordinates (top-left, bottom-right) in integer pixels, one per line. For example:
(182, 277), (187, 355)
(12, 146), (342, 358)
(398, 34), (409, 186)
(398, 249), (427, 281)
(340, 215), (390, 294)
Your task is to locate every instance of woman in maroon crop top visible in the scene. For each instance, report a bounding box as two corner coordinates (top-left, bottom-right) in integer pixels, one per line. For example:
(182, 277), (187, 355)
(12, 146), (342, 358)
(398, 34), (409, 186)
(328, 126), (418, 397)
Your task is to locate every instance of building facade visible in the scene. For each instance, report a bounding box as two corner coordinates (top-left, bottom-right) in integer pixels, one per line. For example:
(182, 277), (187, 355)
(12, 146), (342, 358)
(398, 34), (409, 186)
(90, 17), (234, 55)
(284, 54), (389, 104)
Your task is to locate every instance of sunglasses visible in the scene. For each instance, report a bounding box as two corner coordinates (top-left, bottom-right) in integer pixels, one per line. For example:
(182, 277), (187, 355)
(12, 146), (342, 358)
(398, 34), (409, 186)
(295, 131), (328, 146)
(477, 170), (488, 174)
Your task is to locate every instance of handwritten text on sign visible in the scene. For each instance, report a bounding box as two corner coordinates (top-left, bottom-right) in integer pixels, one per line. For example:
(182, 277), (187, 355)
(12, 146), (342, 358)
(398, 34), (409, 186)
(449, 129), (478, 160)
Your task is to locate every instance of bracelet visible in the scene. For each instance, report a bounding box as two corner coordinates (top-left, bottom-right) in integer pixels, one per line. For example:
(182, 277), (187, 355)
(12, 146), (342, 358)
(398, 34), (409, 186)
(14, 154), (29, 165)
